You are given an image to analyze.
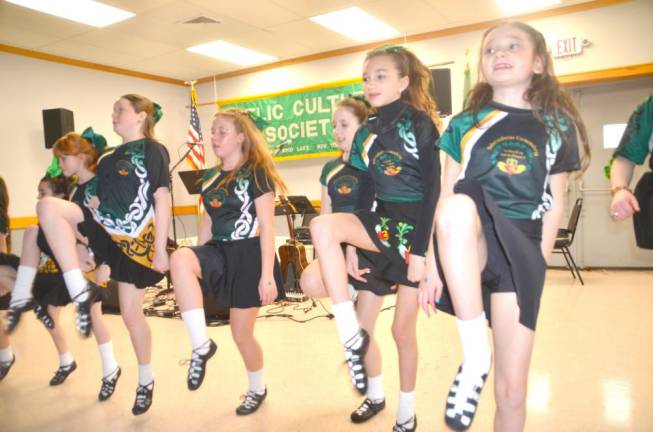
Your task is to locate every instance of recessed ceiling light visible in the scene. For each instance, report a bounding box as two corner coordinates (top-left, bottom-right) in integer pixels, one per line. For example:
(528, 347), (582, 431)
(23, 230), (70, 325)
(187, 40), (277, 66)
(310, 7), (400, 42)
(496, 0), (562, 14)
(6, 0), (135, 28)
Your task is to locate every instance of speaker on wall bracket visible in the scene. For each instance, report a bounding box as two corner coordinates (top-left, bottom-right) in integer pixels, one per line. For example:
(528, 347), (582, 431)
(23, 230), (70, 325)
(430, 68), (452, 117)
(42, 108), (75, 149)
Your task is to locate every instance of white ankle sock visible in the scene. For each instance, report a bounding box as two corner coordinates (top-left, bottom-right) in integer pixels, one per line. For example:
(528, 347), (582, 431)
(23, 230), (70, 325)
(367, 374), (384, 403)
(247, 368), (265, 394)
(456, 313), (492, 374)
(138, 364), (153, 385)
(331, 301), (360, 345)
(62, 269), (88, 302)
(97, 341), (119, 377)
(10, 265), (37, 304)
(181, 309), (210, 354)
(396, 390), (416, 424)
(0, 346), (13, 363)
(59, 351), (74, 367)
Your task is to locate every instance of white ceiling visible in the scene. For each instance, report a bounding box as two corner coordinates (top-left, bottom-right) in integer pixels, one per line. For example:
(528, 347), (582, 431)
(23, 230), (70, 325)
(0, 0), (594, 81)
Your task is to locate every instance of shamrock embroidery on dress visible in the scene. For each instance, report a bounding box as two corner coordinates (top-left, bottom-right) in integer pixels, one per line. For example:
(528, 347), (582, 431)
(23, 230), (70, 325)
(375, 217), (392, 248)
(395, 222), (414, 263)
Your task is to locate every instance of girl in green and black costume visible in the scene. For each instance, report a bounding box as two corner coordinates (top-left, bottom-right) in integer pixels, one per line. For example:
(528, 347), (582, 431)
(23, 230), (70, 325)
(300, 97), (400, 425)
(5, 140), (120, 398)
(434, 22), (590, 431)
(310, 45), (443, 432)
(170, 108), (285, 416)
(37, 95), (171, 416)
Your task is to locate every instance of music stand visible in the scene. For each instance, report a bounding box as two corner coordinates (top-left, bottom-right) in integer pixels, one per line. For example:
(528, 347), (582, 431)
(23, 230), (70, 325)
(178, 169), (207, 195)
(286, 195), (317, 215)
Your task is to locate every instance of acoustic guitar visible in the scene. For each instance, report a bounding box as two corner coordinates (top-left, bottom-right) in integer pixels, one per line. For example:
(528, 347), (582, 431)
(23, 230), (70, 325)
(277, 195), (308, 298)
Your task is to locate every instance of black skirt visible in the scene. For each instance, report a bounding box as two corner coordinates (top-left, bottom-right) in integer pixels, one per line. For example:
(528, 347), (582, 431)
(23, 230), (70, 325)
(0, 253), (19, 310)
(349, 249), (396, 296)
(354, 200), (421, 288)
(36, 209), (164, 290)
(436, 180), (546, 331)
(189, 237), (284, 309)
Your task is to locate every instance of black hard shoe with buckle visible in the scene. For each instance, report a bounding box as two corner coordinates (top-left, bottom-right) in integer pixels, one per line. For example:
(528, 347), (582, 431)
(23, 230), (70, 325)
(72, 283), (99, 338)
(444, 365), (489, 431)
(351, 398), (386, 423)
(49, 361), (77, 386)
(0, 354), (16, 381)
(34, 304), (55, 330)
(132, 380), (154, 416)
(393, 415), (417, 432)
(6, 299), (35, 334)
(187, 339), (217, 390)
(236, 388), (267, 416)
(344, 328), (370, 395)
(98, 366), (121, 401)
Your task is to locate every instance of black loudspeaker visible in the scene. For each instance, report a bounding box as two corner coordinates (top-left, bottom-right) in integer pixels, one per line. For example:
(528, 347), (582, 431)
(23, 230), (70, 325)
(430, 69), (452, 117)
(42, 108), (75, 149)
(101, 279), (230, 320)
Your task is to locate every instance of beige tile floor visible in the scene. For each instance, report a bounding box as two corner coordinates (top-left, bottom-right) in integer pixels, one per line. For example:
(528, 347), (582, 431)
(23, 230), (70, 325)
(1, 269), (652, 432)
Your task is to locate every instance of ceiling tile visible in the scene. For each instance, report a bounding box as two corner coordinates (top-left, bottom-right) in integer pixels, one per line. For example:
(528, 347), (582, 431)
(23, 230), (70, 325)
(269, 0), (365, 17)
(230, 29), (314, 58)
(63, 28), (177, 58)
(123, 49), (236, 80)
(266, 19), (355, 51)
(0, 24), (58, 49)
(187, 0), (301, 28)
(38, 40), (137, 66)
(362, 0), (448, 35)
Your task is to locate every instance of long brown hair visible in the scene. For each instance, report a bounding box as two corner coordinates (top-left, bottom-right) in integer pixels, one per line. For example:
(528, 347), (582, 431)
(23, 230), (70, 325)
(53, 132), (101, 173)
(465, 22), (590, 171)
(121, 93), (157, 140)
(365, 45), (441, 129)
(0, 176), (10, 252)
(214, 109), (287, 194)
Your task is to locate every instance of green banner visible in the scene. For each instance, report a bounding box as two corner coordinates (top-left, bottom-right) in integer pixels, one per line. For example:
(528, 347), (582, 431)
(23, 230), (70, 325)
(219, 80), (363, 160)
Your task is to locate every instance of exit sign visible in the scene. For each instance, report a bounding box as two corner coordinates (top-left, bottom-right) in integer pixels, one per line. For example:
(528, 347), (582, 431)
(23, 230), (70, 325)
(552, 37), (590, 58)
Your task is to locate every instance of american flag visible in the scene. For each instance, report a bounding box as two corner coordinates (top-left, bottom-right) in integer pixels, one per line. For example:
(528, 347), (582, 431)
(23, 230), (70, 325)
(185, 85), (205, 170)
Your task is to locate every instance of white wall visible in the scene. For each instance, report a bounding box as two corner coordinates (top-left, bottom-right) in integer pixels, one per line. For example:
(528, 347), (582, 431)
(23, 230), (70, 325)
(195, 0), (653, 201)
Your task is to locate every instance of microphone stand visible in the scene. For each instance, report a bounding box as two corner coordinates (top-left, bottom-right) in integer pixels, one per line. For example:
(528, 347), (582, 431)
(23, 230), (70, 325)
(163, 142), (202, 293)
(169, 142), (203, 247)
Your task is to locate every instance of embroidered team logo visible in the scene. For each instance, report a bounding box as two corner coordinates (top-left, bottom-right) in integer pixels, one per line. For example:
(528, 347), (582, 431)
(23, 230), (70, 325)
(116, 160), (133, 177)
(488, 136), (538, 177)
(206, 188), (228, 208)
(373, 151), (402, 176)
(333, 175), (358, 196)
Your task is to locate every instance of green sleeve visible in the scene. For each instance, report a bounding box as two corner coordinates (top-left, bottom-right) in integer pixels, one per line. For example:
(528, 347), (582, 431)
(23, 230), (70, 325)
(614, 95), (653, 165)
(437, 115), (463, 163)
(348, 126), (371, 171)
(320, 159), (338, 186)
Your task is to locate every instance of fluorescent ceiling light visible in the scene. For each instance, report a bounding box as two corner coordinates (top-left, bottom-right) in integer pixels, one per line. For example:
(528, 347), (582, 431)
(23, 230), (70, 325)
(187, 40), (277, 66)
(310, 7), (400, 42)
(497, 0), (561, 14)
(6, 0), (134, 27)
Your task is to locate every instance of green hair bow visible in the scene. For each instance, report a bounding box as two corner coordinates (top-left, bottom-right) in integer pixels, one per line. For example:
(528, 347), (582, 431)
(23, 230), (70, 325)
(153, 102), (163, 124)
(81, 127), (107, 153)
(46, 155), (62, 178)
